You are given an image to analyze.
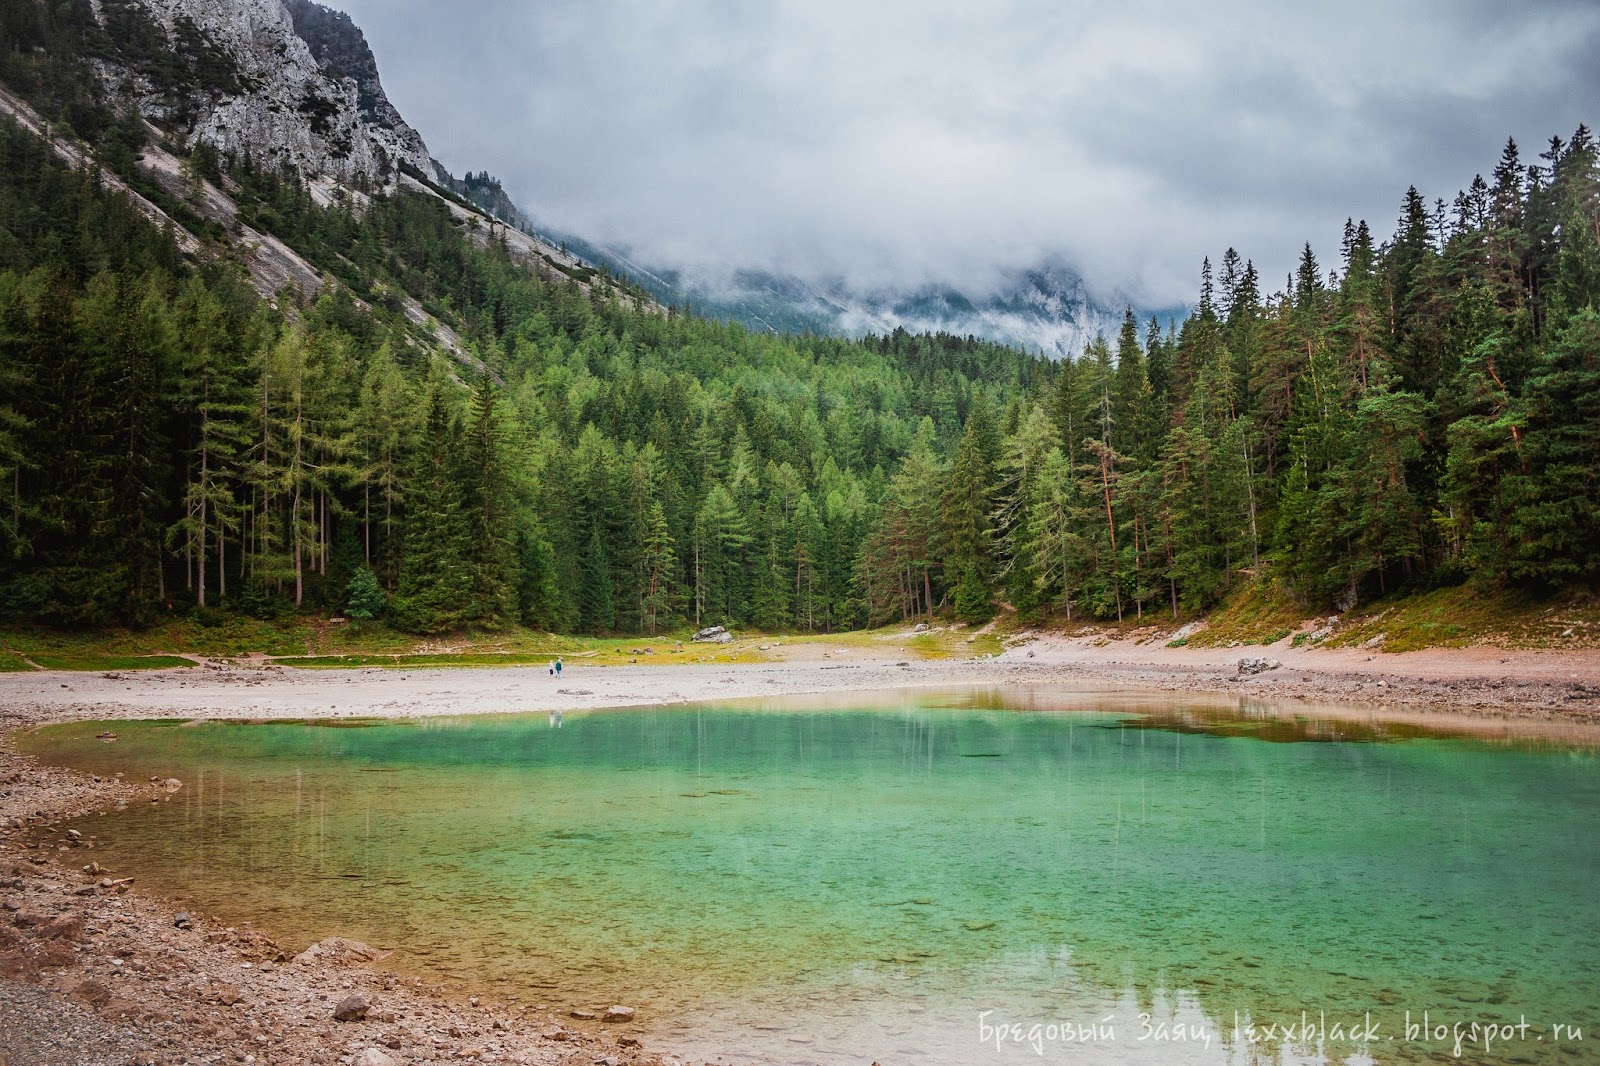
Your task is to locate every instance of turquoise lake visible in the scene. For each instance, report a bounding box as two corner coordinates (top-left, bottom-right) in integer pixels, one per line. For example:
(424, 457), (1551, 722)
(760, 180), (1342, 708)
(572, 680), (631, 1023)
(24, 689), (1600, 1064)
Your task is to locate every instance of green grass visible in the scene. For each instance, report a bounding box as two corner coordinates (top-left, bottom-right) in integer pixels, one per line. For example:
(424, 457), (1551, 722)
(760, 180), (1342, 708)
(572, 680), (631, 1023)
(0, 651), (35, 671)
(1185, 575), (1307, 647)
(28, 653), (194, 671)
(1324, 584), (1600, 652)
(1, 582), (1592, 671)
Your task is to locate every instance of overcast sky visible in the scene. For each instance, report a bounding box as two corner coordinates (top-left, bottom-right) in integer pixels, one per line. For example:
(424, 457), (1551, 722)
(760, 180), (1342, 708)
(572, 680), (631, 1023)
(337, 0), (1598, 305)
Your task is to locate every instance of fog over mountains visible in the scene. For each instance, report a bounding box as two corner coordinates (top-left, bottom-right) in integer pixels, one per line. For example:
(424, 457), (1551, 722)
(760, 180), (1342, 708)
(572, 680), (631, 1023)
(546, 231), (1164, 354)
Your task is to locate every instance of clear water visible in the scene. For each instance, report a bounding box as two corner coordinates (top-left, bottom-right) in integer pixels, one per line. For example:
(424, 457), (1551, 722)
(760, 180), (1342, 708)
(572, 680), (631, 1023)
(23, 690), (1600, 1065)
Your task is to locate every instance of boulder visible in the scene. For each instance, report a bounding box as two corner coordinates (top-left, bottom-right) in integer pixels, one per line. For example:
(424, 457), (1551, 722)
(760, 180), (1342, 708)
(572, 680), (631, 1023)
(691, 626), (733, 644)
(602, 1005), (635, 1023)
(334, 993), (370, 1022)
(1237, 657), (1281, 676)
(353, 1050), (396, 1066)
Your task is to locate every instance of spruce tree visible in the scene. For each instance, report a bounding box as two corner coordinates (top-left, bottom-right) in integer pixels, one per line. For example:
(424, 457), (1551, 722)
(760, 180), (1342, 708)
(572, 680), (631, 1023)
(391, 388), (471, 633)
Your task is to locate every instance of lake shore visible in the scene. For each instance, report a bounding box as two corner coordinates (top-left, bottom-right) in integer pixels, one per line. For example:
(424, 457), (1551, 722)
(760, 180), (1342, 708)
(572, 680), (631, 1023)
(3, 633), (1600, 1066)
(3, 627), (1599, 728)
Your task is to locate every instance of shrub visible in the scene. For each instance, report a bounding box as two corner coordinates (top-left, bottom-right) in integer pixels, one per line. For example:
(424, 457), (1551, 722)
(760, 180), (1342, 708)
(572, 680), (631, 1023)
(346, 567), (387, 620)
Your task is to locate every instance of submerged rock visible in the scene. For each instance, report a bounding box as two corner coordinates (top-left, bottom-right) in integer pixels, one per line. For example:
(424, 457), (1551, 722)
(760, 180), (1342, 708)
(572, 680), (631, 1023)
(295, 936), (391, 966)
(602, 1005), (635, 1023)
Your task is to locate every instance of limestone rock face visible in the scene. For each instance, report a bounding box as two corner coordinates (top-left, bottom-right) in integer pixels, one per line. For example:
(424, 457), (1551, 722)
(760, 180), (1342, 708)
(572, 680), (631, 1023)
(100, 0), (431, 186)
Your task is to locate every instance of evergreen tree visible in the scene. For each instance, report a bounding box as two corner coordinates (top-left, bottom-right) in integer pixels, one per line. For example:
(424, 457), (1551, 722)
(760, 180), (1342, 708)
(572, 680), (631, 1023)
(390, 388), (471, 632)
(462, 379), (515, 624)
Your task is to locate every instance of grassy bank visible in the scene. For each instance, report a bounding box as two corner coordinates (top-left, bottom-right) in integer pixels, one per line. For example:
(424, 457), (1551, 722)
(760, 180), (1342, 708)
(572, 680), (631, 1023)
(1177, 578), (1600, 652)
(0, 582), (1590, 671)
(0, 615), (1012, 671)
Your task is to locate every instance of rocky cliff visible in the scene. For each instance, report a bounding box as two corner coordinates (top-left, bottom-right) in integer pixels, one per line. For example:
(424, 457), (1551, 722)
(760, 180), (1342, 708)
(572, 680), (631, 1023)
(93, 0), (431, 187)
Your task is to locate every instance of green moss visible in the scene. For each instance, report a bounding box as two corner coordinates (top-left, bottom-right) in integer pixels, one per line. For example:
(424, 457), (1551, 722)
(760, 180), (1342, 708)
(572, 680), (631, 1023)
(1186, 575), (1306, 647)
(1324, 585), (1599, 652)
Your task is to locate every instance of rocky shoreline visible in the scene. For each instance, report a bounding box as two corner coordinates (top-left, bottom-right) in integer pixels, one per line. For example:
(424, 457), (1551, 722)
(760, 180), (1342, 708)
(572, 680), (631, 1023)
(4, 637), (1600, 1065)
(0, 716), (671, 1066)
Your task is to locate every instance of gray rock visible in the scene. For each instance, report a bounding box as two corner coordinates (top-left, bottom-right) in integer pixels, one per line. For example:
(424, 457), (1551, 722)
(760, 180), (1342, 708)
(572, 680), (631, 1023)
(334, 993), (370, 1022)
(691, 626), (733, 644)
(1237, 657), (1281, 676)
(172, 912), (192, 929)
(102, 0), (432, 187)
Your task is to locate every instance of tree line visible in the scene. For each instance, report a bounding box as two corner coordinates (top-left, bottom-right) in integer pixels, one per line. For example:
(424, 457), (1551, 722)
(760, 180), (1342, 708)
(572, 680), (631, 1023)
(0, 16), (1595, 635)
(0, 111), (1049, 633)
(861, 127), (1600, 624)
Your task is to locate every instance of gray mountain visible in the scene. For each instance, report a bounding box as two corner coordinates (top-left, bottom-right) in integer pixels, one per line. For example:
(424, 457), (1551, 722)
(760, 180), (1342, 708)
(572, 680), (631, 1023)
(86, 0), (1165, 354)
(93, 0), (432, 188)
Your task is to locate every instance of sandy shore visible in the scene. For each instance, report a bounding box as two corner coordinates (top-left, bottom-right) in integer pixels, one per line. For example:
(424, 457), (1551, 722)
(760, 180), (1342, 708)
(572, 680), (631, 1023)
(3, 633), (1600, 1066)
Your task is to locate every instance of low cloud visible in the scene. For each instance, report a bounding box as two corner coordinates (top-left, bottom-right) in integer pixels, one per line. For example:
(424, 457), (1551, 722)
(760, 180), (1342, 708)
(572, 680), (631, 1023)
(339, 0), (1599, 306)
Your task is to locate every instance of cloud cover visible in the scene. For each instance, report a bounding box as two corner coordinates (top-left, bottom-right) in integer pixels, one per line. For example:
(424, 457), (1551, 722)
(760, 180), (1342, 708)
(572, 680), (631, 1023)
(337, 0), (1599, 305)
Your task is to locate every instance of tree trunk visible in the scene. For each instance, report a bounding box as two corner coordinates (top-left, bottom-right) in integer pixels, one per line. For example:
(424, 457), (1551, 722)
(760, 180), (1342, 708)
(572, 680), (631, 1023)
(197, 411), (208, 608)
